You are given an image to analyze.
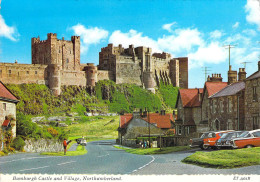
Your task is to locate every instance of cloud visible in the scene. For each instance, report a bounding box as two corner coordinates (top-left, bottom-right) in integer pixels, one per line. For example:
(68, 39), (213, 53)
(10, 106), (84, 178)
(210, 30), (223, 39)
(71, 24), (108, 53)
(188, 42), (227, 68)
(245, 0), (260, 30)
(109, 29), (161, 52)
(242, 29), (257, 36)
(0, 15), (18, 41)
(232, 22), (240, 29)
(162, 22), (176, 33)
(158, 28), (205, 55)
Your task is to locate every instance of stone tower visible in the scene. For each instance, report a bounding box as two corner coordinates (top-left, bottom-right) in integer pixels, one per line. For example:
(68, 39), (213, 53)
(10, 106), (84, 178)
(31, 33), (81, 96)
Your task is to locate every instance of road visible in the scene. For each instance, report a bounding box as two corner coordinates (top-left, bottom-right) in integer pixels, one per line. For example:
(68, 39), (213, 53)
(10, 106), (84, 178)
(0, 140), (259, 175)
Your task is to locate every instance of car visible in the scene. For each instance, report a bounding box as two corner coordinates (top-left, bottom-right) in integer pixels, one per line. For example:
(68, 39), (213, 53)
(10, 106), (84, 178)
(190, 131), (216, 150)
(231, 129), (260, 149)
(76, 138), (87, 146)
(203, 130), (234, 150)
(215, 131), (244, 149)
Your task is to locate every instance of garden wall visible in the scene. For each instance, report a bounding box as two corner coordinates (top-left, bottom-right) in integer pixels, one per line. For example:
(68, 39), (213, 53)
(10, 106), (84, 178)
(24, 139), (63, 153)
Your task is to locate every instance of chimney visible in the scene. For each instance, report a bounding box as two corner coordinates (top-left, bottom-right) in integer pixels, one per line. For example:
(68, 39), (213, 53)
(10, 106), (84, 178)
(228, 65), (237, 85)
(258, 61), (260, 71)
(238, 68), (246, 81)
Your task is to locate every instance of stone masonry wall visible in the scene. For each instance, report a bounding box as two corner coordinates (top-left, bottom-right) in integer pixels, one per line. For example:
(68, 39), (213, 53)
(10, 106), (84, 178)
(24, 139), (63, 153)
(0, 63), (47, 85)
(61, 70), (86, 86)
(0, 101), (16, 138)
(245, 77), (260, 130)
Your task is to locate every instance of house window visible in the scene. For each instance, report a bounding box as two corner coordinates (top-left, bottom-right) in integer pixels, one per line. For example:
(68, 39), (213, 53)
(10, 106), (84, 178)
(253, 87), (257, 101)
(253, 116), (259, 130)
(3, 103), (6, 111)
(228, 98), (232, 112)
(220, 100), (224, 113)
(178, 126), (182, 135)
(227, 119), (233, 130)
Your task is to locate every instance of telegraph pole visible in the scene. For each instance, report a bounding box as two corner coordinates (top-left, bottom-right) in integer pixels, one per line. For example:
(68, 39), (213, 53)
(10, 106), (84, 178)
(223, 44), (237, 68)
(148, 110), (151, 148)
(202, 67), (211, 82)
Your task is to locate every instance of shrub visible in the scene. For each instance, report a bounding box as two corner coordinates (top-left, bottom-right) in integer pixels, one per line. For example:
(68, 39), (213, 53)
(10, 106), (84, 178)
(47, 128), (59, 137)
(11, 136), (25, 151)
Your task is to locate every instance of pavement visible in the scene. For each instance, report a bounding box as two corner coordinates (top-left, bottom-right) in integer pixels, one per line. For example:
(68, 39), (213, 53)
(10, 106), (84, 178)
(0, 140), (259, 175)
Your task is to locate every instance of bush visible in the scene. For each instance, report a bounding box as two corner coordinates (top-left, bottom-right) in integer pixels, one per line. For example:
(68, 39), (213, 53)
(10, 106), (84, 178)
(47, 128), (59, 137)
(11, 136), (25, 151)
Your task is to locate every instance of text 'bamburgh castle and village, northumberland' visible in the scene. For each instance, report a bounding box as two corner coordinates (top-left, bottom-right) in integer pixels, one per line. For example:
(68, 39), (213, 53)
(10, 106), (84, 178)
(0, 33), (188, 96)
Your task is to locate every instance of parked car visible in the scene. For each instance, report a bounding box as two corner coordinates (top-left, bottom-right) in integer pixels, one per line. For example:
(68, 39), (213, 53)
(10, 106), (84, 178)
(203, 130), (234, 150)
(215, 131), (244, 149)
(76, 138), (87, 146)
(190, 131), (216, 150)
(231, 129), (260, 149)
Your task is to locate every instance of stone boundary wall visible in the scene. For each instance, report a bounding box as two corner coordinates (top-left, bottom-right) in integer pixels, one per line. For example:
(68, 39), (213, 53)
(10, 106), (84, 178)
(24, 139), (63, 153)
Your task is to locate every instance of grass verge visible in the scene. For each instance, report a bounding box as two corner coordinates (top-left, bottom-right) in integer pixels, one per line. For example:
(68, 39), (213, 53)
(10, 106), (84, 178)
(114, 145), (191, 155)
(182, 147), (260, 169)
(40, 144), (87, 156)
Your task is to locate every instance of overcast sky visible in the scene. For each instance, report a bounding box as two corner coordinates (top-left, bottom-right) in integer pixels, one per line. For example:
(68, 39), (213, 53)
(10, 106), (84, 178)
(0, 0), (259, 88)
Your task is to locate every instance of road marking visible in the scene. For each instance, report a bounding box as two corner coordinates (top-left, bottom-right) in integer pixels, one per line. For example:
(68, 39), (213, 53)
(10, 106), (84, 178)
(19, 166), (49, 172)
(57, 161), (76, 166)
(131, 155), (155, 174)
(0, 156), (63, 164)
(97, 154), (110, 158)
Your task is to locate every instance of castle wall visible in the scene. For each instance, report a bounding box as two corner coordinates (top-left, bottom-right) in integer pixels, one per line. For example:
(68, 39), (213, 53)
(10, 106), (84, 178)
(177, 57), (188, 88)
(97, 70), (114, 81)
(60, 70), (86, 87)
(0, 63), (47, 85)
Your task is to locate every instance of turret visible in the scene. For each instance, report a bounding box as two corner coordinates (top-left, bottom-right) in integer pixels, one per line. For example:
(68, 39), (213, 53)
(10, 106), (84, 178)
(86, 63), (97, 87)
(48, 64), (61, 96)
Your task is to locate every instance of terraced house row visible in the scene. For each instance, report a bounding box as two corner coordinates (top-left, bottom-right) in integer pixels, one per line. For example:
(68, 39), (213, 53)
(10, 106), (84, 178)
(176, 61), (260, 137)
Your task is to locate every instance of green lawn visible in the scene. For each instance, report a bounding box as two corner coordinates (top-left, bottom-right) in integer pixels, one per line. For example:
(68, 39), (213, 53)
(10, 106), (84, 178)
(182, 147), (260, 169)
(66, 115), (119, 141)
(41, 144), (87, 156)
(114, 145), (191, 155)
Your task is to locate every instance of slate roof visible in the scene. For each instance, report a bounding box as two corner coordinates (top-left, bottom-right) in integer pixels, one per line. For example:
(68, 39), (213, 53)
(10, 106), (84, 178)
(178, 88), (203, 108)
(120, 113), (173, 129)
(205, 82), (228, 97)
(246, 70), (260, 80)
(0, 81), (19, 102)
(210, 81), (245, 98)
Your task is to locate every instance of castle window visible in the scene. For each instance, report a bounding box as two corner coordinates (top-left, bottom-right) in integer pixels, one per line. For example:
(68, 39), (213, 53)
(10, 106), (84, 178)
(18, 72), (19, 76)
(66, 59), (69, 64)
(35, 71), (37, 75)
(0, 70), (2, 77)
(9, 70), (11, 74)
(3, 103), (6, 111)
(27, 71), (29, 74)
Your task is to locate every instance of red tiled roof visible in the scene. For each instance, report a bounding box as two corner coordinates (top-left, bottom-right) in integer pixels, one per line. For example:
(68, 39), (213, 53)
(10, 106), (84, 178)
(179, 88), (203, 107)
(120, 113), (173, 129)
(2, 119), (10, 127)
(205, 82), (228, 97)
(0, 81), (18, 102)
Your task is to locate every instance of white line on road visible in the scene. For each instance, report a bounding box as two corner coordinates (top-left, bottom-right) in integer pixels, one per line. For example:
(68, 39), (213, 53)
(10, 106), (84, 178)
(19, 166), (49, 172)
(97, 154), (110, 158)
(0, 156), (63, 164)
(57, 161), (76, 166)
(131, 155), (155, 173)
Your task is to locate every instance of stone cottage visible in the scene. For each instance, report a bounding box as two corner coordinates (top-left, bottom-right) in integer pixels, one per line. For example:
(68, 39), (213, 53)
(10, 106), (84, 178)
(208, 81), (245, 131)
(175, 88), (203, 136)
(118, 111), (174, 142)
(244, 61), (260, 130)
(0, 81), (19, 150)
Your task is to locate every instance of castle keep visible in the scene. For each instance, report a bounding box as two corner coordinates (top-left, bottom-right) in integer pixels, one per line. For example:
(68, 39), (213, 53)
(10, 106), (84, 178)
(0, 33), (188, 95)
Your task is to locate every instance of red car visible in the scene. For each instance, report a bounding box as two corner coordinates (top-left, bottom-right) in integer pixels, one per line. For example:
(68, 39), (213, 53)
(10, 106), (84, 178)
(203, 130), (234, 149)
(231, 129), (260, 149)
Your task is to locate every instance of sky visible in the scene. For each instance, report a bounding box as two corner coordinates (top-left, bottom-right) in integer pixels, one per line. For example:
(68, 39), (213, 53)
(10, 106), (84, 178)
(0, 0), (259, 88)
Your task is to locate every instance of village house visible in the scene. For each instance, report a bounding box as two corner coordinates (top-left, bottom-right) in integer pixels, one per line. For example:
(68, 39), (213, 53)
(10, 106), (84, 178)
(175, 88), (203, 136)
(0, 81), (19, 150)
(118, 110), (174, 144)
(244, 61), (260, 130)
(175, 74), (228, 137)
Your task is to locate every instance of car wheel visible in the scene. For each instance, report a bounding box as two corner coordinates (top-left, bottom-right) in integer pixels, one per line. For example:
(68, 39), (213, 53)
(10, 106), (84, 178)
(201, 145), (209, 150)
(246, 145), (253, 148)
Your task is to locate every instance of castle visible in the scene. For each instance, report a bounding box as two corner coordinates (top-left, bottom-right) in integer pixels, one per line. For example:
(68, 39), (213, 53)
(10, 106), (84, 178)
(0, 33), (188, 95)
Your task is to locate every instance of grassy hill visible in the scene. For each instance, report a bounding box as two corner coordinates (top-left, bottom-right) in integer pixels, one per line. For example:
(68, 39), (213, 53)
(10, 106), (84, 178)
(7, 80), (179, 115)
